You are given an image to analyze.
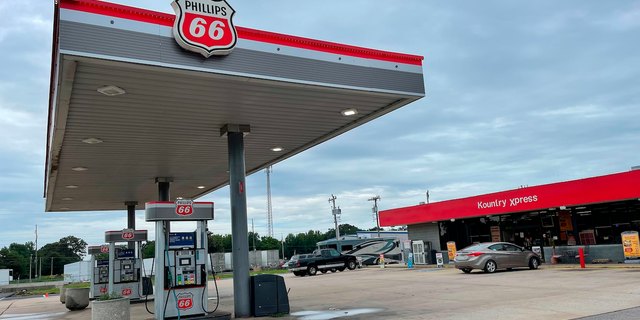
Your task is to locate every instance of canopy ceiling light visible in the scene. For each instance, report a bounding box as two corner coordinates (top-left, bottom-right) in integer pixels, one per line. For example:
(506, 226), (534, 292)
(65, 185), (79, 189)
(97, 85), (126, 96)
(270, 147), (284, 152)
(71, 167), (88, 171)
(341, 108), (358, 116)
(81, 138), (103, 144)
(197, 186), (206, 189)
(62, 198), (73, 201)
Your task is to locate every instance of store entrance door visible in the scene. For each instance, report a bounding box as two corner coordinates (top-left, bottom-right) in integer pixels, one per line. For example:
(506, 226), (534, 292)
(513, 225), (541, 250)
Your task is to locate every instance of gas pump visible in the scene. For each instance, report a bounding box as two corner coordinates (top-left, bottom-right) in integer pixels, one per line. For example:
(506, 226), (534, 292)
(145, 200), (214, 319)
(88, 244), (121, 299)
(105, 229), (148, 300)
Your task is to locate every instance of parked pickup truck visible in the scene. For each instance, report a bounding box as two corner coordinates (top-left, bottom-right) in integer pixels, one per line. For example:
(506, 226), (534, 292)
(288, 249), (358, 276)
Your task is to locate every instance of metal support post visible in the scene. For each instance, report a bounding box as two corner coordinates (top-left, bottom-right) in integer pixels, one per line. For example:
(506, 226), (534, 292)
(108, 242), (115, 294)
(90, 254), (95, 299)
(126, 201), (138, 251)
(154, 177), (171, 318)
(221, 124), (251, 318)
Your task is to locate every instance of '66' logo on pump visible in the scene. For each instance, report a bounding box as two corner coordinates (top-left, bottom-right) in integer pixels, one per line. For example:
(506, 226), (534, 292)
(100, 244), (109, 253)
(175, 199), (194, 216)
(177, 292), (194, 310)
(122, 228), (134, 240)
(171, 0), (237, 57)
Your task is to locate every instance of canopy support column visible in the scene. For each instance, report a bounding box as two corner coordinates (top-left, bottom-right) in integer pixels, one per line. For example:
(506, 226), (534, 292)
(221, 124), (251, 318)
(125, 201), (138, 251)
(154, 177), (172, 317)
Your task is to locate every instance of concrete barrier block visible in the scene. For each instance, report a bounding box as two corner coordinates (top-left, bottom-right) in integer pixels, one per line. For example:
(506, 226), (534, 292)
(92, 297), (130, 320)
(65, 287), (90, 310)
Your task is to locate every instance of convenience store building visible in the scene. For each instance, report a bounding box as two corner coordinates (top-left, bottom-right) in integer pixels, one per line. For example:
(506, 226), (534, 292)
(379, 170), (640, 263)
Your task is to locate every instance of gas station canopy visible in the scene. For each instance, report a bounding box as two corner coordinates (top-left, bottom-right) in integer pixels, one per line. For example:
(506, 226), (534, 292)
(45, 0), (425, 212)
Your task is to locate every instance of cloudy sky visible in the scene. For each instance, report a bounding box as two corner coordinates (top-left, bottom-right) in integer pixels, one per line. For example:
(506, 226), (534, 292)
(1, 0), (639, 251)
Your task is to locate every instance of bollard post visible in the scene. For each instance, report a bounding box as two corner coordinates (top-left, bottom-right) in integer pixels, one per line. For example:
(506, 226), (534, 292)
(579, 248), (585, 268)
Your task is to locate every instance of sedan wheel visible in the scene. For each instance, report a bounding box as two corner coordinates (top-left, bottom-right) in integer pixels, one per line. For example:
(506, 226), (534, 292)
(484, 260), (497, 273)
(308, 265), (318, 276)
(529, 257), (539, 270)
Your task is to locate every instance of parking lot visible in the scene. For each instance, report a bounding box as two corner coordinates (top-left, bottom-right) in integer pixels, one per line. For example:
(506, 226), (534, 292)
(2, 266), (640, 319)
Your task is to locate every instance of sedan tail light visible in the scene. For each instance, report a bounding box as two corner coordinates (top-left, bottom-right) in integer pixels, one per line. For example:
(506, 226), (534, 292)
(467, 252), (485, 257)
(297, 261), (300, 266)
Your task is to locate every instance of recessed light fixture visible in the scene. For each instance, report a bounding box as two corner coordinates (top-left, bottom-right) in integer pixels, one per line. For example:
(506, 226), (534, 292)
(270, 147), (284, 152)
(60, 207), (70, 210)
(71, 167), (88, 171)
(176, 197), (184, 200)
(97, 85), (126, 96)
(65, 185), (79, 189)
(197, 186), (206, 189)
(62, 198), (73, 201)
(341, 108), (358, 116)
(82, 138), (103, 144)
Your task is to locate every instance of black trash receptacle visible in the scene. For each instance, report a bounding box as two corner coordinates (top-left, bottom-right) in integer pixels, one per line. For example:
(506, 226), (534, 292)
(251, 274), (289, 317)
(142, 277), (153, 296)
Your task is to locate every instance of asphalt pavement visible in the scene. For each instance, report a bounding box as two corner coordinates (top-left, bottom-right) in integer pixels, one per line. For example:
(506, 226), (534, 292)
(575, 306), (640, 320)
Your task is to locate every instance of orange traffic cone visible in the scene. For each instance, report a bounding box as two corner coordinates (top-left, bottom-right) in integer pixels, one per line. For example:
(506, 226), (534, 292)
(216, 277), (220, 281)
(45, 293), (49, 297)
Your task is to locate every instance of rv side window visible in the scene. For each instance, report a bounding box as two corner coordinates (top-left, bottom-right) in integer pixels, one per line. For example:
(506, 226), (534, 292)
(328, 244), (337, 250)
(341, 245), (353, 251)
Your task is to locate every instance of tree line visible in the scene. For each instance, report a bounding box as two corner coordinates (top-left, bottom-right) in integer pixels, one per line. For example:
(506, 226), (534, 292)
(0, 236), (88, 280)
(0, 224), (404, 279)
(141, 224), (404, 260)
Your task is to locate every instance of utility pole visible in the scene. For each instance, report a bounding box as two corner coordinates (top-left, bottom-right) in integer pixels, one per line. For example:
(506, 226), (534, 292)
(368, 196), (382, 238)
(281, 234), (285, 260)
(328, 195), (341, 240)
(251, 219), (256, 253)
(29, 254), (32, 283)
(51, 257), (53, 276)
(39, 259), (42, 280)
(35, 225), (38, 278)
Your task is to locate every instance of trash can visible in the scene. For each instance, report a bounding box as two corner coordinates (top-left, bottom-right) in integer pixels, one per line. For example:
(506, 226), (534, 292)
(251, 274), (289, 317)
(142, 277), (153, 296)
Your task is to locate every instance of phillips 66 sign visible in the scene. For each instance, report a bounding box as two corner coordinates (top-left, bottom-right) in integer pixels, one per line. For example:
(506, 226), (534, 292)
(171, 0), (237, 57)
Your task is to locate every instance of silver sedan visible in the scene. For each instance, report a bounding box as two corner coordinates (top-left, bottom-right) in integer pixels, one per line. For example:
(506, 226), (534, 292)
(454, 242), (540, 273)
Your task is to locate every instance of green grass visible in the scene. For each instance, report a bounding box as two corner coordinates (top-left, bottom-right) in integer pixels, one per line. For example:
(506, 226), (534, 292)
(64, 282), (90, 288)
(208, 269), (289, 280)
(15, 287), (60, 296)
(269, 313), (288, 317)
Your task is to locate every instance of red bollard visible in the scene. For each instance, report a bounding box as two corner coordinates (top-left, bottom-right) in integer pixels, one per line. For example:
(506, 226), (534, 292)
(579, 248), (585, 268)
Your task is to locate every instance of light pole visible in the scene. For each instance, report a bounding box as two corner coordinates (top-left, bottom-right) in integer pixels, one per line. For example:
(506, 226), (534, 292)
(369, 196), (381, 238)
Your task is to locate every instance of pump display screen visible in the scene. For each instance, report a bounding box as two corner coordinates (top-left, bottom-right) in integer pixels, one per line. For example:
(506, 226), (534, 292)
(169, 233), (196, 249)
(96, 259), (109, 266)
(124, 265), (131, 269)
(117, 249), (135, 259)
(180, 258), (191, 266)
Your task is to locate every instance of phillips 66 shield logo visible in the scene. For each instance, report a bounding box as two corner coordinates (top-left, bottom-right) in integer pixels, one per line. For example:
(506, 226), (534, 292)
(171, 0), (237, 57)
(175, 199), (194, 216)
(177, 292), (194, 310)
